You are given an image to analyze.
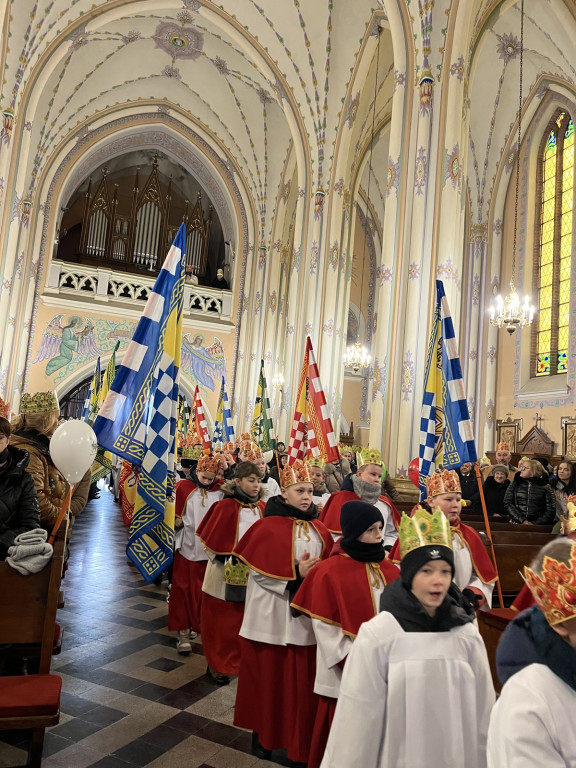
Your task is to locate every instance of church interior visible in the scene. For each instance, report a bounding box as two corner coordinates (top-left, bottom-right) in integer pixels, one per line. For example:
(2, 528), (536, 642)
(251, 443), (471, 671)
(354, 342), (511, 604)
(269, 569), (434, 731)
(1, 0), (576, 766)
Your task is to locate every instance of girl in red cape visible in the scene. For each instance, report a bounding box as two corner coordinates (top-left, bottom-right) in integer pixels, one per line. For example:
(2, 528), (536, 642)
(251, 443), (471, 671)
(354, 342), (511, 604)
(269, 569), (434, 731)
(233, 459), (333, 766)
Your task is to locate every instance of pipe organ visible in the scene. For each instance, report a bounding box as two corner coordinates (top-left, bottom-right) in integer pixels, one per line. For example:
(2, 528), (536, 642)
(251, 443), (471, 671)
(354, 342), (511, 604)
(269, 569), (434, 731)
(75, 157), (212, 277)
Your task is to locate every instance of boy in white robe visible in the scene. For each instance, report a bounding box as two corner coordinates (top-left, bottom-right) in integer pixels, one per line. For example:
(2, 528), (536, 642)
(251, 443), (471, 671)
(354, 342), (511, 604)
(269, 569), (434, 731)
(321, 507), (495, 768)
(487, 538), (576, 767)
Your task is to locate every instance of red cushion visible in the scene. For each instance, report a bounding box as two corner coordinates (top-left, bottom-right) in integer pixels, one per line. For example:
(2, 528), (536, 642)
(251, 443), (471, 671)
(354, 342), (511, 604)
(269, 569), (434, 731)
(0, 674), (61, 717)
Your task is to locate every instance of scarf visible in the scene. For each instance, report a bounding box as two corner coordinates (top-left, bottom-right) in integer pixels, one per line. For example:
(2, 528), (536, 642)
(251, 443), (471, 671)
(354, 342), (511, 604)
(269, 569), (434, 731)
(340, 538), (385, 563)
(379, 578), (475, 632)
(263, 493), (318, 521)
(232, 485), (261, 506)
(530, 607), (576, 693)
(351, 474), (381, 505)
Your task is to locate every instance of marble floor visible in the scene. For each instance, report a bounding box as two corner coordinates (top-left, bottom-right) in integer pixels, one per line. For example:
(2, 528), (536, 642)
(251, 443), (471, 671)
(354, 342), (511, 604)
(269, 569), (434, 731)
(0, 487), (281, 768)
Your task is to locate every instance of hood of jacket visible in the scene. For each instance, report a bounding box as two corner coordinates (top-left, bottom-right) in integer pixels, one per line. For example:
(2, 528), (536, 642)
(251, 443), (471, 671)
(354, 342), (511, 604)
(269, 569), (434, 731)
(496, 608), (541, 686)
(3, 444), (31, 475)
(220, 478), (266, 501)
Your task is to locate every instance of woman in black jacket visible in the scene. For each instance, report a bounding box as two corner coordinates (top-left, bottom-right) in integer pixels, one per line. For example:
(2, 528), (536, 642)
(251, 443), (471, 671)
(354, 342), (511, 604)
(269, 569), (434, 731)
(503, 458), (556, 526)
(0, 416), (41, 559)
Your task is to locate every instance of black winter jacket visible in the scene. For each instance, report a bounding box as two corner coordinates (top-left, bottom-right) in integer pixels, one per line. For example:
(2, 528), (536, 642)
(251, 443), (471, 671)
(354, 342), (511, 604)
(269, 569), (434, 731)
(482, 476), (510, 518)
(503, 471), (556, 525)
(0, 445), (41, 559)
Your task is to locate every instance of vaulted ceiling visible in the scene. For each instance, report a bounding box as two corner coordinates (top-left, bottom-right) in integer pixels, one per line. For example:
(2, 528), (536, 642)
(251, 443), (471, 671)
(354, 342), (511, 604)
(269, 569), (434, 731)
(2, 0), (575, 240)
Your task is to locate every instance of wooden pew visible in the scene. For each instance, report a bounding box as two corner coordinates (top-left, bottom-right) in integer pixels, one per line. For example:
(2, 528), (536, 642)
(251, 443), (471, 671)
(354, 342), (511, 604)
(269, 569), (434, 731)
(477, 609), (516, 693)
(0, 526), (65, 767)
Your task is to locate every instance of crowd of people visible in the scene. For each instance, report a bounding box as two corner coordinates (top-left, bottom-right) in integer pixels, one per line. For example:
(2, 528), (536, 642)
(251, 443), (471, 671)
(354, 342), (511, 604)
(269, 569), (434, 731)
(2, 391), (576, 766)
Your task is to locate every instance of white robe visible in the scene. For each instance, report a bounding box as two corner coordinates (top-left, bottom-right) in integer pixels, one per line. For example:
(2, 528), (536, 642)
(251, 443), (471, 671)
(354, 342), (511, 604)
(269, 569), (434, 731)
(452, 530), (494, 608)
(240, 525), (325, 646)
(487, 663), (576, 767)
(174, 485), (223, 561)
(321, 612), (495, 768)
(311, 576), (385, 698)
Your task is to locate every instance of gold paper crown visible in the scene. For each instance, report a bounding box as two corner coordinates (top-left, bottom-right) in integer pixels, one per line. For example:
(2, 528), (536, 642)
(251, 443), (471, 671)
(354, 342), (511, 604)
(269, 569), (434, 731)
(223, 558), (249, 587)
(239, 432), (251, 442)
(19, 391), (59, 414)
(426, 469), (461, 497)
(223, 442), (236, 452)
(524, 545), (576, 625)
(245, 444), (263, 462)
(182, 444), (203, 460)
(559, 500), (576, 535)
(197, 455), (221, 475)
(280, 459), (312, 489)
(398, 507), (453, 559)
(0, 398), (10, 419)
(496, 442), (510, 452)
(308, 456), (325, 469)
(356, 447), (383, 467)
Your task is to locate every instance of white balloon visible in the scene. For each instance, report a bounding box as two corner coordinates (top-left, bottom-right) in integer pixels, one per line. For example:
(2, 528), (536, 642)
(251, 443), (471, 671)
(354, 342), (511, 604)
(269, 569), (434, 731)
(50, 420), (98, 484)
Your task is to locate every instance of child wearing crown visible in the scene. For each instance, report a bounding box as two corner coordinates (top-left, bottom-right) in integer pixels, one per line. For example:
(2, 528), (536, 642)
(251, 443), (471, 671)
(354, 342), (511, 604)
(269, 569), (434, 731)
(168, 453), (223, 654)
(320, 447), (400, 547)
(321, 508), (495, 768)
(308, 458), (331, 509)
(488, 538), (576, 766)
(291, 500), (400, 768)
(389, 469), (497, 609)
(195, 460), (266, 684)
(233, 458), (334, 766)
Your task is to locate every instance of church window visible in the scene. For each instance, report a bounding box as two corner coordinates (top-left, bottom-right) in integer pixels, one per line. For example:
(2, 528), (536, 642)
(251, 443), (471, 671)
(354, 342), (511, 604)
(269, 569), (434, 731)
(533, 111), (574, 377)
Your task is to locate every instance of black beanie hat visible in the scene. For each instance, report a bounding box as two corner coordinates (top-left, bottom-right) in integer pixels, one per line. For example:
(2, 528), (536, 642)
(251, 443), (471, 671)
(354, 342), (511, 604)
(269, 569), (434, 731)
(400, 545), (455, 589)
(340, 501), (384, 544)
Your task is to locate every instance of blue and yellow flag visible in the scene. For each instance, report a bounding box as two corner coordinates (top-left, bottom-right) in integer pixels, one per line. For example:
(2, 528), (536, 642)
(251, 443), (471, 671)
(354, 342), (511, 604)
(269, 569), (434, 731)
(91, 341), (120, 482)
(212, 378), (225, 449)
(93, 224), (187, 582)
(419, 280), (477, 496)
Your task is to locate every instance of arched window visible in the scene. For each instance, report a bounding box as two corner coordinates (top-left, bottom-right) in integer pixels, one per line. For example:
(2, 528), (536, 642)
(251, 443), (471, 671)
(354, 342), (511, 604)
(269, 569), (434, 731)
(532, 111), (574, 377)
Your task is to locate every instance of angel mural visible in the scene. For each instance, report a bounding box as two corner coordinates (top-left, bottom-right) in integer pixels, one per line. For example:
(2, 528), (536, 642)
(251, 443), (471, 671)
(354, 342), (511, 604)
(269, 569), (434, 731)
(181, 334), (225, 391)
(33, 315), (99, 376)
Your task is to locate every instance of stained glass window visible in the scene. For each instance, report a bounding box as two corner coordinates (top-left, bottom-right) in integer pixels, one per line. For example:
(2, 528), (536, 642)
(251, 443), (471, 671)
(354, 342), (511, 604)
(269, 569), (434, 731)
(534, 112), (574, 376)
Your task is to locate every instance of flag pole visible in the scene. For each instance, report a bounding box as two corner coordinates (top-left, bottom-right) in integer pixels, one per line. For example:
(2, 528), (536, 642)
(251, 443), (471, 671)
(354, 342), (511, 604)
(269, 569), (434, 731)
(474, 462), (505, 608)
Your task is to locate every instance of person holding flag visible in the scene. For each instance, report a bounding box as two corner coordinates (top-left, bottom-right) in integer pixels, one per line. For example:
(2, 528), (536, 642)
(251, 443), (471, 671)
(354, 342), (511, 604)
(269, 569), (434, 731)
(92, 223), (187, 583)
(169, 453), (223, 654)
(415, 279), (502, 605)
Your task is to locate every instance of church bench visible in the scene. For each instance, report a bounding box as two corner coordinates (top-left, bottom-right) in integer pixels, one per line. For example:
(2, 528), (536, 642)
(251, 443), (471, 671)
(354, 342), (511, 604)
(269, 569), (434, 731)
(0, 524), (65, 767)
(477, 608), (516, 693)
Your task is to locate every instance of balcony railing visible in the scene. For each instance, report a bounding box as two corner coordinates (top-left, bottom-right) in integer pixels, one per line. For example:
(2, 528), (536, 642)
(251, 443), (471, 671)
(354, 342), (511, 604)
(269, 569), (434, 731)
(45, 261), (233, 320)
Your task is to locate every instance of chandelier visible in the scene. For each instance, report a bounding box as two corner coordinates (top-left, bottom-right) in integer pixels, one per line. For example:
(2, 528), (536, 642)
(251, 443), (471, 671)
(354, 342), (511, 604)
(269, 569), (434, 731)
(344, 27), (381, 373)
(343, 340), (371, 373)
(489, 0), (535, 334)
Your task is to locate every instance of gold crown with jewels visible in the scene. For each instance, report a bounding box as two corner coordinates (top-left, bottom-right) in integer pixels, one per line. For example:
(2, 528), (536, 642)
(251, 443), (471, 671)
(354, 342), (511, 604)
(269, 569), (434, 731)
(524, 544), (576, 626)
(425, 469), (461, 497)
(280, 459), (312, 489)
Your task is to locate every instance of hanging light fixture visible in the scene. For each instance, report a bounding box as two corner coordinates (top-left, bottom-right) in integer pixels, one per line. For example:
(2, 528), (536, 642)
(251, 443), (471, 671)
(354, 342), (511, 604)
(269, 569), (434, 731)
(344, 27), (381, 372)
(489, 0), (535, 334)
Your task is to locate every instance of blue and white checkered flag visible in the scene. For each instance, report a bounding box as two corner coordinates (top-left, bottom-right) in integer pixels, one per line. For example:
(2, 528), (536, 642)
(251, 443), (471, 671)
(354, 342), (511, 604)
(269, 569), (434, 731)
(93, 223), (187, 582)
(418, 280), (477, 497)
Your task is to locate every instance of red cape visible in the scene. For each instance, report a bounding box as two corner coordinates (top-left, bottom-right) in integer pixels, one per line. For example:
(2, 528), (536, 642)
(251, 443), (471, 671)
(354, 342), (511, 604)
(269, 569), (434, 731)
(291, 549), (400, 637)
(319, 490), (401, 534)
(389, 521), (498, 584)
(234, 516), (334, 580)
(511, 583), (536, 613)
(196, 496), (265, 555)
(174, 478), (221, 518)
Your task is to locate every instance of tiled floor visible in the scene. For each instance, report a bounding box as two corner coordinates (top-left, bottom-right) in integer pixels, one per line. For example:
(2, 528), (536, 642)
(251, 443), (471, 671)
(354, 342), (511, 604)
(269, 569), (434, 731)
(0, 488), (280, 768)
